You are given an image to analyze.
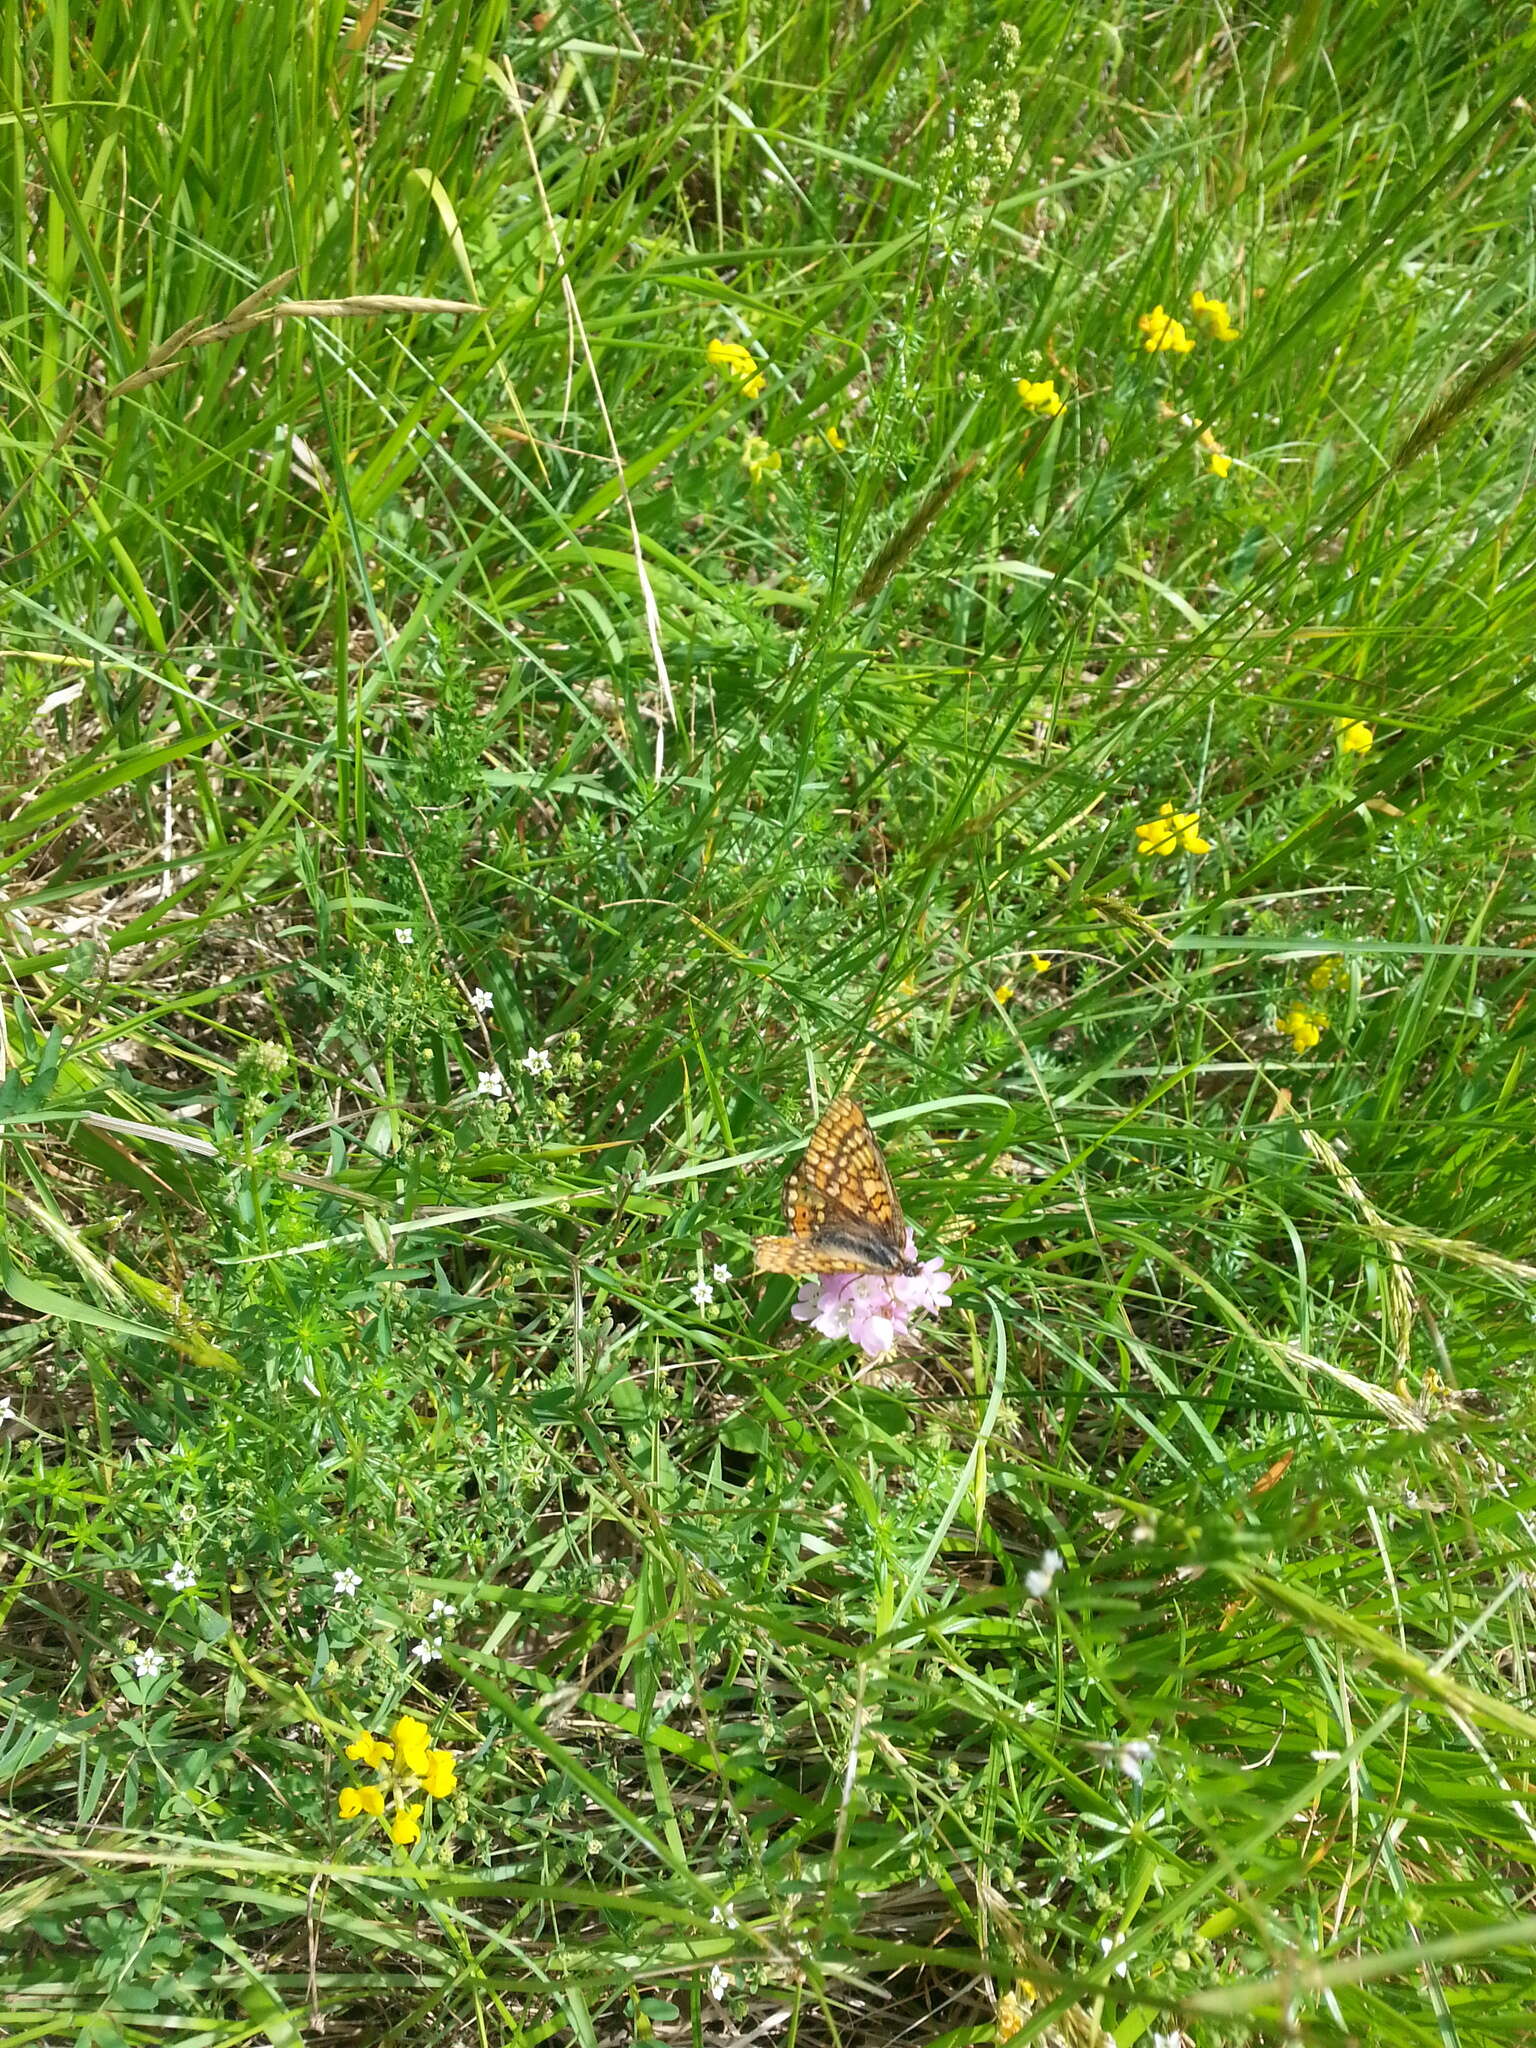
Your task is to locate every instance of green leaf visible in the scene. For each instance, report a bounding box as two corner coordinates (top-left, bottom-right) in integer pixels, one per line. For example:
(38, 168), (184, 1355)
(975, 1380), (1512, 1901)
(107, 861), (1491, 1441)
(0, 1259), (167, 1342)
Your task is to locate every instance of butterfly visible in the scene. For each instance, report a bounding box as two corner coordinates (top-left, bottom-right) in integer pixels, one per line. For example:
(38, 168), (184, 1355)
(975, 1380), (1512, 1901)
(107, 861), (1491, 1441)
(753, 1095), (919, 1277)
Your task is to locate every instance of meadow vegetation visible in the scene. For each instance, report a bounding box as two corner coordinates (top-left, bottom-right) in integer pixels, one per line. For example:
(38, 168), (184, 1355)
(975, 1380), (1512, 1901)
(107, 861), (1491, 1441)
(4, 4), (1536, 2043)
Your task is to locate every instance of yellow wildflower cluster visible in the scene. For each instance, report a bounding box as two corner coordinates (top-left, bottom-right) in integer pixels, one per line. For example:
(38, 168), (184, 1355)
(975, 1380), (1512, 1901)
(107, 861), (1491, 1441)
(337, 1713), (460, 1847)
(1139, 290), (1241, 353)
(996, 1988), (1025, 2042)
(1190, 289), (1240, 342)
(1308, 954), (1349, 993)
(1335, 716), (1374, 755)
(1016, 375), (1066, 417)
(1134, 801), (1211, 858)
(1137, 304), (1196, 355)
(1199, 426), (1231, 478)
(742, 435), (782, 484)
(706, 336), (766, 400)
(821, 422), (847, 451)
(1277, 1003), (1328, 1055)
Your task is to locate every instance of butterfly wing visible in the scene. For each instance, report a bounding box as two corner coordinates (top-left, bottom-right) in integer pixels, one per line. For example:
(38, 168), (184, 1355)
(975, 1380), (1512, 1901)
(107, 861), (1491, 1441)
(753, 1233), (898, 1276)
(754, 1097), (909, 1276)
(788, 1096), (905, 1240)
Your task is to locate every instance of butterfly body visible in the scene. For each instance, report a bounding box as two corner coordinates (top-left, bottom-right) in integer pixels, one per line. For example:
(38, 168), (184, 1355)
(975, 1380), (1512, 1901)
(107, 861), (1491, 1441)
(754, 1096), (919, 1278)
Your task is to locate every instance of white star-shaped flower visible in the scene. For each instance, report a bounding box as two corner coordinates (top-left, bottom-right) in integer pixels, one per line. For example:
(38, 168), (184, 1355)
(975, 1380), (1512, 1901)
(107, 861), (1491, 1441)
(1025, 1548), (1063, 1599)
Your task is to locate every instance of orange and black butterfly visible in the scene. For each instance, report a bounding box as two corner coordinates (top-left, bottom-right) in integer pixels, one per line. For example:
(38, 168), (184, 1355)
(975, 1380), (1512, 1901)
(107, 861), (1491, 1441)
(754, 1096), (919, 1278)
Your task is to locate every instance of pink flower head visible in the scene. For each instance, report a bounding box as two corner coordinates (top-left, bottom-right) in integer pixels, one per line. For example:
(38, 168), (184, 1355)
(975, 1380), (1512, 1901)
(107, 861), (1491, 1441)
(789, 1231), (953, 1360)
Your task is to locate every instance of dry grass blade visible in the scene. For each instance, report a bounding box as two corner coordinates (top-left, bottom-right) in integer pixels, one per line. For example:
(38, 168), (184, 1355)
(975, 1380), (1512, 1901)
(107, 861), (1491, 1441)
(1290, 1116), (1416, 1366)
(0, 279), (482, 533)
(107, 294), (484, 398)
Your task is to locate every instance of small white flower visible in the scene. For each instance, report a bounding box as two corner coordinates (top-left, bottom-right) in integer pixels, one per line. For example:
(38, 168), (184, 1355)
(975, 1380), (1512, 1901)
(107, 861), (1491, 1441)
(332, 1567), (363, 1599)
(1099, 1935), (1129, 1980)
(476, 1067), (505, 1099)
(1116, 1738), (1156, 1784)
(178, 1502), (199, 1524)
(410, 1636), (443, 1667)
(131, 1647), (169, 1681)
(711, 1262), (731, 1283)
(1151, 2033), (1184, 2048)
(691, 1278), (715, 1309)
(709, 1964), (731, 2002)
(521, 1046), (553, 1079)
(1025, 1548), (1063, 1599)
(394, 927), (415, 946)
(0, 1395), (16, 1424)
(161, 1562), (196, 1593)
(428, 1598), (458, 1625)
(470, 987), (495, 1012)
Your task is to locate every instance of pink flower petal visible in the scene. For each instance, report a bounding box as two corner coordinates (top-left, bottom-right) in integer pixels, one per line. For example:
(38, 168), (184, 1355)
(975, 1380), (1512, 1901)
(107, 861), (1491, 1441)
(851, 1312), (896, 1357)
(782, 1246), (953, 1358)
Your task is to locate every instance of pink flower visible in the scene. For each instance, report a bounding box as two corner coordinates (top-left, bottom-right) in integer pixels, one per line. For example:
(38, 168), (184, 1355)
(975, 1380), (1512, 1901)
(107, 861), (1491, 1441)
(789, 1232), (953, 1360)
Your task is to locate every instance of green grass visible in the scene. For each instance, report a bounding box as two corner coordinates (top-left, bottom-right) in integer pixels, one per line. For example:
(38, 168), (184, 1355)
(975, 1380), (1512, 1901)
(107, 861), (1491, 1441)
(5, 3), (1536, 2043)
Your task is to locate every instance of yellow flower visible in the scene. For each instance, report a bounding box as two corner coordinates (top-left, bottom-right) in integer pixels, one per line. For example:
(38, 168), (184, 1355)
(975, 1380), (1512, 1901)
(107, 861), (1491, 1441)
(742, 435), (782, 484)
(993, 982), (1015, 1004)
(1335, 716), (1374, 755)
(1308, 954), (1348, 993)
(1198, 425), (1231, 476)
(996, 1990), (1025, 2043)
(389, 1802), (425, 1846)
(1028, 953), (1053, 974)
(1277, 1003), (1328, 1055)
(1015, 376), (1066, 417)
(1198, 428), (1230, 476)
(421, 1749), (458, 1798)
(1134, 801), (1211, 858)
(338, 1784), (385, 1819)
(345, 1732), (393, 1769)
(821, 422), (846, 451)
(1190, 289), (1240, 342)
(390, 1714), (433, 1778)
(1137, 305), (1196, 355)
(706, 336), (766, 400)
